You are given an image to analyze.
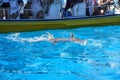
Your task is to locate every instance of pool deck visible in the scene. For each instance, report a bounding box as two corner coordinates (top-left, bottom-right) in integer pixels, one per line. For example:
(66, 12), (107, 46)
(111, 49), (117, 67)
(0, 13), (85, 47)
(0, 15), (120, 33)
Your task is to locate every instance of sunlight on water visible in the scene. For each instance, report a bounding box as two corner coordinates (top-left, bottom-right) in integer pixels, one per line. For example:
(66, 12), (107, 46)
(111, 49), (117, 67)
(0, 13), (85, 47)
(0, 25), (120, 80)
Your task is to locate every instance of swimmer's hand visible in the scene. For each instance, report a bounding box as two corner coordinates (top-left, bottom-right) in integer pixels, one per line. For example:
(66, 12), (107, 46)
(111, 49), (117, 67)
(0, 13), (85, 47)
(81, 40), (87, 46)
(75, 39), (87, 45)
(47, 32), (54, 39)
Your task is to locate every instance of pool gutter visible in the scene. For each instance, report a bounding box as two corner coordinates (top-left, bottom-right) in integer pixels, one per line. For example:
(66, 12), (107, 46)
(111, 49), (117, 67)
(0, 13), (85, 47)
(0, 15), (120, 33)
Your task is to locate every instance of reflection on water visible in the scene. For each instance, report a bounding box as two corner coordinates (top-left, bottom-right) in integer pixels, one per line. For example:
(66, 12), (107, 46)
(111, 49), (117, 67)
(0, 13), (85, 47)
(0, 25), (120, 80)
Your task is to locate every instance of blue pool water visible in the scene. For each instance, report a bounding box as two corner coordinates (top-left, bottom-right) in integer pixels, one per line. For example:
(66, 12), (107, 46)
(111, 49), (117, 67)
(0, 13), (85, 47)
(0, 25), (120, 80)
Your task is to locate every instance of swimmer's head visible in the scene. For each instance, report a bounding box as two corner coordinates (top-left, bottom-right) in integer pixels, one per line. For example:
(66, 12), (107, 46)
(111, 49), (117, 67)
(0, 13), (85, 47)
(70, 32), (74, 38)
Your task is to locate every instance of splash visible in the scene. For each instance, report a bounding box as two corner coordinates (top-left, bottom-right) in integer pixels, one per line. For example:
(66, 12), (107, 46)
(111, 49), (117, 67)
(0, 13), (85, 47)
(6, 33), (49, 42)
(87, 39), (103, 48)
(5, 32), (87, 46)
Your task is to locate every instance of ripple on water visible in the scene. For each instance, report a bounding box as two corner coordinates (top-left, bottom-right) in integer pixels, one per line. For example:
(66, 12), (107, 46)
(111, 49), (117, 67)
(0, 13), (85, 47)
(0, 25), (120, 80)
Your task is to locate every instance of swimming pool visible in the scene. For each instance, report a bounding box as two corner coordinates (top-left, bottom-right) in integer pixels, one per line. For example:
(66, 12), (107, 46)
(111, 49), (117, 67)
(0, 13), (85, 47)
(0, 25), (120, 80)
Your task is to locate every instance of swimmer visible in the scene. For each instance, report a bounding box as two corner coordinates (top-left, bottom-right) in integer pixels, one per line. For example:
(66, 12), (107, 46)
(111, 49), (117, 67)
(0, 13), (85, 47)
(47, 32), (87, 45)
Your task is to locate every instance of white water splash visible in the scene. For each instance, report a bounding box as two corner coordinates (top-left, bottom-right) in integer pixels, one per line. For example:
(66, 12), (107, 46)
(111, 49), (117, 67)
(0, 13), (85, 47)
(60, 52), (70, 58)
(5, 32), (87, 46)
(87, 39), (103, 48)
(6, 33), (49, 43)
